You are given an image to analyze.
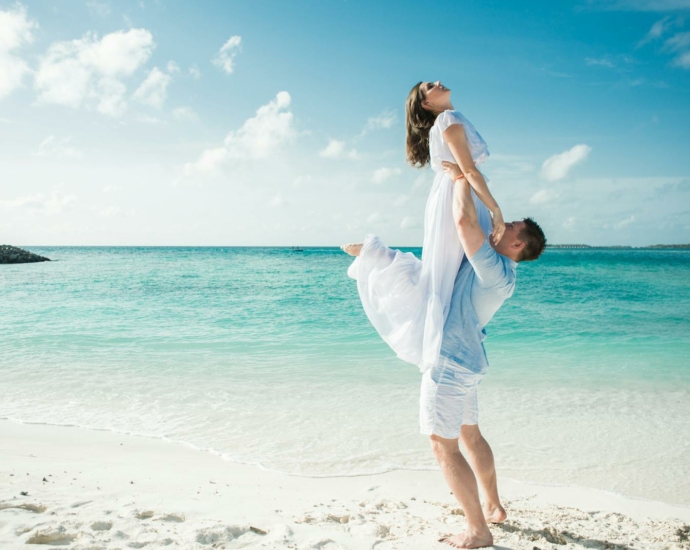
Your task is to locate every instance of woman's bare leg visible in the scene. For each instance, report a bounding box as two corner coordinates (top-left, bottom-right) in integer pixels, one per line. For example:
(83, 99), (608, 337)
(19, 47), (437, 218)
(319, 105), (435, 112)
(340, 243), (363, 256)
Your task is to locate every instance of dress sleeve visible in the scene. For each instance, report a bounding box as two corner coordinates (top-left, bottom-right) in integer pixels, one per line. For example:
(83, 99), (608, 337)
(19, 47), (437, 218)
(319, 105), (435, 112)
(467, 241), (516, 296)
(437, 110), (490, 166)
(435, 110), (464, 135)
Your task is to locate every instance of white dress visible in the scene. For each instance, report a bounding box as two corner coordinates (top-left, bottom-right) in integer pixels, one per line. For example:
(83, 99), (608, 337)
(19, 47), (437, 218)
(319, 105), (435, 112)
(347, 109), (491, 372)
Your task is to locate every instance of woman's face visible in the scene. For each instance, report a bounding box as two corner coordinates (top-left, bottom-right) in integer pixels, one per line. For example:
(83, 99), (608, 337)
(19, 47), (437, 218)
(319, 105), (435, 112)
(421, 81), (450, 110)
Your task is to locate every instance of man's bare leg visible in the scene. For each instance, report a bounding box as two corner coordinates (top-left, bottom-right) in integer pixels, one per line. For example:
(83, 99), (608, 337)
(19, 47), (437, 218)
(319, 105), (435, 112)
(430, 435), (493, 549)
(460, 424), (507, 523)
(340, 243), (362, 256)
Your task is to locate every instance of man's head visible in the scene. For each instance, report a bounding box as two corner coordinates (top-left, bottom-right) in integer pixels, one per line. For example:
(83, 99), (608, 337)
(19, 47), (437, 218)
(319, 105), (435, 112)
(490, 218), (547, 262)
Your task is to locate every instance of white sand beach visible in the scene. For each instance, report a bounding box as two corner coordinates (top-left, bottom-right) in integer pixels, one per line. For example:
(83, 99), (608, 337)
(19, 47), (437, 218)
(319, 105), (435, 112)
(1, 420), (688, 549)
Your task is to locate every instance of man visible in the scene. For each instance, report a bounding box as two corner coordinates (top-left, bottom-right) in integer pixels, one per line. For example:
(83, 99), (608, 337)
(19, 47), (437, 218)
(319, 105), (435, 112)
(341, 162), (546, 548)
(425, 161), (546, 548)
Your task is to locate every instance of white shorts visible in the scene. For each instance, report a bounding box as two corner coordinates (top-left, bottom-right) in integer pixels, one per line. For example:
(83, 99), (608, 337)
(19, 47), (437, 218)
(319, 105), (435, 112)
(419, 356), (484, 439)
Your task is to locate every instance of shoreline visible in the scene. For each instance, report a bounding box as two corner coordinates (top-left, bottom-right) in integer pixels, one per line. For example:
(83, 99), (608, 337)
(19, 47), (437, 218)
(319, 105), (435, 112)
(2, 420), (688, 549)
(2, 416), (688, 508)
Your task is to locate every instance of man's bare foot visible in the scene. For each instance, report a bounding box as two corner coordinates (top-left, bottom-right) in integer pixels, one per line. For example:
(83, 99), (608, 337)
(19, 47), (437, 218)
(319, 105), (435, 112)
(439, 528), (493, 548)
(452, 505), (507, 524)
(483, 503), (507, 524)
(340, 243), (363, 257)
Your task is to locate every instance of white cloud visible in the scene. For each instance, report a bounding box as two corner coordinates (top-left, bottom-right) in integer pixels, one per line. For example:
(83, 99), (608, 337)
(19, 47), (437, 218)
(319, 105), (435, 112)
(136, 114), (165, 124)
(673, 50), (690, 68)
(319, 139), (357, 159)
(269, 193), (284, 208)
(102, 185), (120, 194)
(400, 216), (420, 229)
(94, 76), (127, 116)
(166, 60), (180, 74)
(562, 217), (578, 230)
(485, 154), (536, 179)
(664, 32), (690, 68)
(0, 5), (36, 52)
(0, 190), (76, 214)
(173, 106), (198, 122)
(186, 146), (227, 175)
(393, 194), (409, 207)
(184, 91), (295, 175)
(0, 4), (37, 99)
(585, 57), (615, 67)
(32, 135), (83, 159)
(638, 16), (671, 46)
(213, 35), (241, 74)
(293, 175), (313, 187)
(86, 1), (111, 17)
(188, 64), (201, 79)
(665, 31), (690, 50)
(541, 144), (592, 181)
(99, 206), (135, 218)
(360, 109), (397, 136)
(372, 167), (402, 184)
(614, 214), (636, 229)
(367, 212), (390, 224)
(133, 67), (171, 108)
(413, 173), (429, 190)
(78, 29), (154, 76)
(595, 0), (690, 10)
(34, 28), (154, 116)
(529, 189), (559, 205)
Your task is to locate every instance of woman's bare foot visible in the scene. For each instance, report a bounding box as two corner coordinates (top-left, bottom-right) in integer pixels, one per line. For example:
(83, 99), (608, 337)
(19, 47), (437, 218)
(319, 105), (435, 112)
(439, 527), (493, 548)
(483, 503), (507, 524)
(340, 243), (363, 257)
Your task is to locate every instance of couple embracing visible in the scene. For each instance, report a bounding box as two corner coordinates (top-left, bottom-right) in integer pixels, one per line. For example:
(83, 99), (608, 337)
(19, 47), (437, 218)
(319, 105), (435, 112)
(342, 80), (547, 548)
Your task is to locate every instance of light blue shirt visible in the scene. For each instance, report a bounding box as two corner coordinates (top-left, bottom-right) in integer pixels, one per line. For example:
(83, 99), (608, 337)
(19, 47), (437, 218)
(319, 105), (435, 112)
(439, 195), (517, 374)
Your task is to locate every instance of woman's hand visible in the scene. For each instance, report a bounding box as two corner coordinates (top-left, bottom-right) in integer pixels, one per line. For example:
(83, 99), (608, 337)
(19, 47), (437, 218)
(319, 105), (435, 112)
(490, 208), (505, 244)
(442, 161), (464, 181)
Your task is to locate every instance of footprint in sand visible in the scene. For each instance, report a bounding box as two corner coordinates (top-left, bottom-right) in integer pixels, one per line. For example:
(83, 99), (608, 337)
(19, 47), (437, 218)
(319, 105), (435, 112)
(0, 503), (47, 513)
(195, 525), (259, 545)
(26, 527), (77, 545)
(135, 510), (154, 520)
(90, 520), (113, 531)
(70, 500), (92, 508)
(308, 539), (340, 549)
(161, 513), (185, 523)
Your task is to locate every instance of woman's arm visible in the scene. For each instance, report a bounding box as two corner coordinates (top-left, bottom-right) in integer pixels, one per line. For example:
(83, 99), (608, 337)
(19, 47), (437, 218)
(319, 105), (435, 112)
(443, 124), (505, 243)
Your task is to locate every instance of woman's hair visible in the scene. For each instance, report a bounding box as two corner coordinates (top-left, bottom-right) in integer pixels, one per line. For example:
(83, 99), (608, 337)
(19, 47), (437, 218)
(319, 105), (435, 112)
(405, 81), (437, 168)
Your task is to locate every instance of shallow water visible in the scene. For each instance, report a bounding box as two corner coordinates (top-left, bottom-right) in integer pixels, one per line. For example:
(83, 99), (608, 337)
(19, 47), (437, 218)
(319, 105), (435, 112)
(1, 247), (688, 505)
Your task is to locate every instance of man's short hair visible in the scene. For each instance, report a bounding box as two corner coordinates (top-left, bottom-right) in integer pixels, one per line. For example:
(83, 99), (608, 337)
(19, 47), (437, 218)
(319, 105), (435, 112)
(518, 218), (547, 262)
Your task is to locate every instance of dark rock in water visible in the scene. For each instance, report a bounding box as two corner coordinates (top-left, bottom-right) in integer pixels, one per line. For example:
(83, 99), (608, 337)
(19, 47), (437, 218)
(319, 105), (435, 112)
(0, 245), (51, 264)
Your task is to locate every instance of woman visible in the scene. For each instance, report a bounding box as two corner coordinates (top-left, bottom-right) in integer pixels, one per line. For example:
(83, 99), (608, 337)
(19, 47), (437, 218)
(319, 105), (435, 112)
(343, 81), (504, 372)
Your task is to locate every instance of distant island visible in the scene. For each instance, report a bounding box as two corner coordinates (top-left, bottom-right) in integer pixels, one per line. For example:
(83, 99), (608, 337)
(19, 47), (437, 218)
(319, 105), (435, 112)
(546, 244), (690, 249)
(0, 245), (51, 264)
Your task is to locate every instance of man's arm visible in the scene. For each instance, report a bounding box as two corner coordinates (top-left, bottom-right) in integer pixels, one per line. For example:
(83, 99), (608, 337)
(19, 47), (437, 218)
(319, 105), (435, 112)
(449, 169), (486, 259)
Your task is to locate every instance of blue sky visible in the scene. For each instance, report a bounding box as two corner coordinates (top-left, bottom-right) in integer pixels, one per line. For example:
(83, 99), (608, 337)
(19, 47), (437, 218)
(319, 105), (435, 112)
(1, 0), (689, 246)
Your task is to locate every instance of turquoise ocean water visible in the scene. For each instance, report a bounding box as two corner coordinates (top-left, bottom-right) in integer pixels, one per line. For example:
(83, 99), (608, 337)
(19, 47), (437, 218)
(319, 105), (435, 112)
(1, 247), (689, 505)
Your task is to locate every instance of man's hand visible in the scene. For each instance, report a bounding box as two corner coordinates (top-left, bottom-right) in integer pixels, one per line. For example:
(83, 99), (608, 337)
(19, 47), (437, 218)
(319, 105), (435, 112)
(442, 161), (464, 181)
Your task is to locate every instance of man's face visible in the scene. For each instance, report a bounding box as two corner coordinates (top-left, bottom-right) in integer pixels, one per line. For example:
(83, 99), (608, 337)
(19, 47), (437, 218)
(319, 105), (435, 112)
(490, 220), (526, 259)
